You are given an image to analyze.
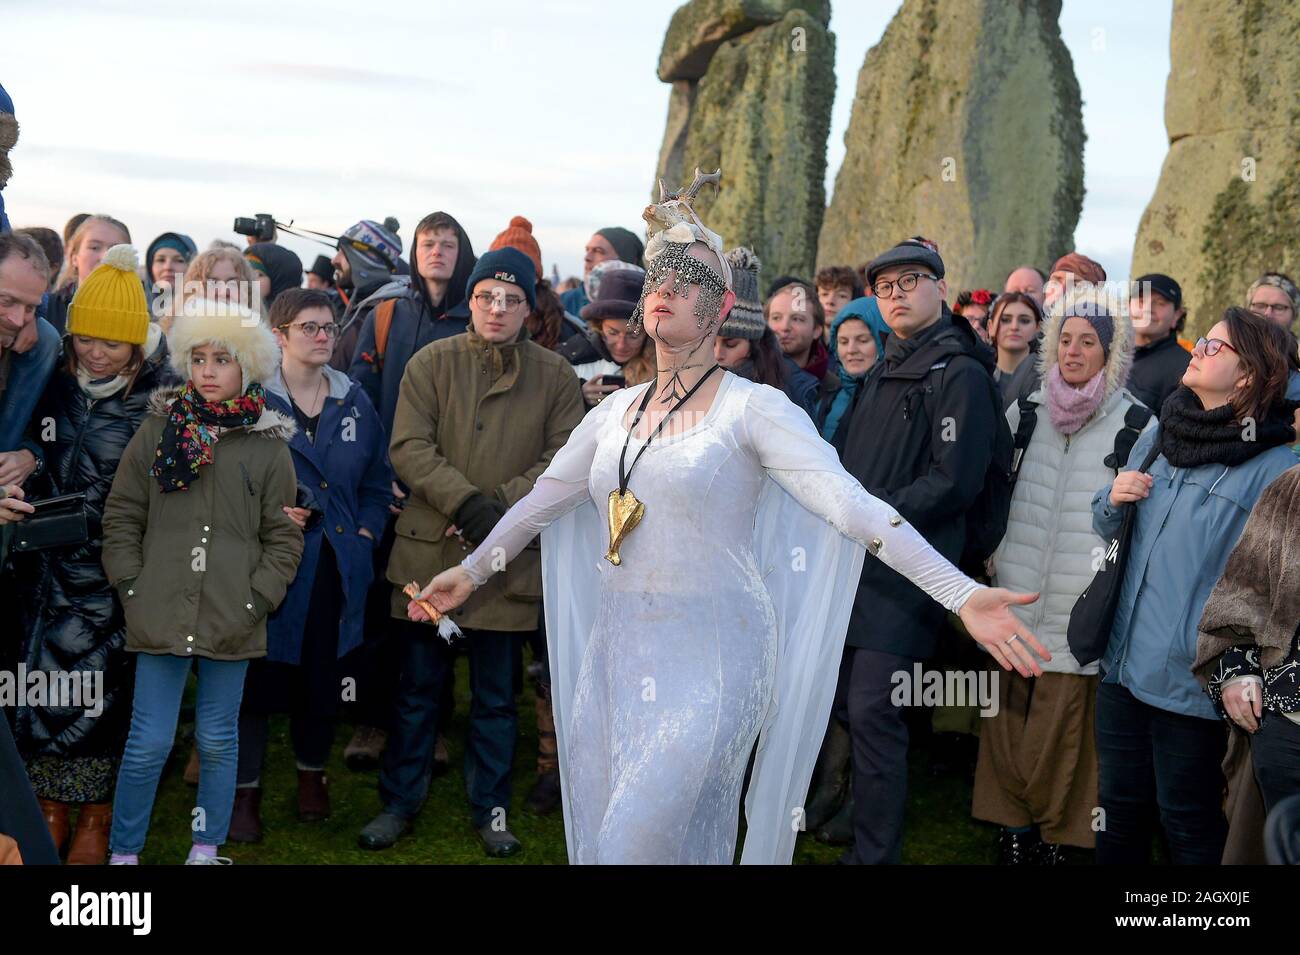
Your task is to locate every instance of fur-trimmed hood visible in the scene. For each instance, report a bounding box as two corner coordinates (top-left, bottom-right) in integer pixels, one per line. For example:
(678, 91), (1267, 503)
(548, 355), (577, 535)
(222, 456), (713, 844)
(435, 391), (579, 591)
(146, 384), (297, 441)
(166, 301), (281, 389)
(1036, 284), (1134, 406)
(0, 112), (17, 190)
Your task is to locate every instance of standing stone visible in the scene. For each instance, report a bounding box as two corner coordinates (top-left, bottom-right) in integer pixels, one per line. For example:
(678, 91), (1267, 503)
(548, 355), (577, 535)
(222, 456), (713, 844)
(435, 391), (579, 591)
(652, 2), (835, 280)
(818, 0), (1084, 292)
(1132, 0), (1300, 337)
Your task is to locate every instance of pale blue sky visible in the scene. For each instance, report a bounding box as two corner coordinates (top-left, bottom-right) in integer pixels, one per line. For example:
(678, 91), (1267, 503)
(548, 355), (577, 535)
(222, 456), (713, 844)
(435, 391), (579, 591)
(3, 0), (1170, 284)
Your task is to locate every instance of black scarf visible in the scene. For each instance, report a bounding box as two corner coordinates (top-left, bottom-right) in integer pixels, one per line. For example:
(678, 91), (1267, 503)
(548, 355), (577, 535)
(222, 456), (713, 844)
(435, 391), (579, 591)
(1158, 386), (1298, 468)
(883, 312), (947, 369)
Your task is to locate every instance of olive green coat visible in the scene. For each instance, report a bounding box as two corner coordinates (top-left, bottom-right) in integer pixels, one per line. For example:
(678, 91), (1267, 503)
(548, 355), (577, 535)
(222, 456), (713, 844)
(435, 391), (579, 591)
(101, 387), (304, 661)
(386, 326), (585, 631)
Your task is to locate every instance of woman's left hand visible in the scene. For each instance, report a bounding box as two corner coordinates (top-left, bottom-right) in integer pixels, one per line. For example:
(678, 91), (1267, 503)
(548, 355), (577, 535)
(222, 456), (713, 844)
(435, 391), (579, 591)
(958, 587), (1049, 677)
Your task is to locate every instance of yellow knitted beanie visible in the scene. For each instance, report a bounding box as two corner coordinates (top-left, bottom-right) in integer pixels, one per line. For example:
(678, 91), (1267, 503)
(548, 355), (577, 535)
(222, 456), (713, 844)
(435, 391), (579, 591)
(67, 244), (149, 345)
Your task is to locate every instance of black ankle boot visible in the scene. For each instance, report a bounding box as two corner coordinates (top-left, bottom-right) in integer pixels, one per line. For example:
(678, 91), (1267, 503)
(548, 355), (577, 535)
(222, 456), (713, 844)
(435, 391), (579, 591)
(997, 828), (1040, 864)
(1037, 841), (1066, 865)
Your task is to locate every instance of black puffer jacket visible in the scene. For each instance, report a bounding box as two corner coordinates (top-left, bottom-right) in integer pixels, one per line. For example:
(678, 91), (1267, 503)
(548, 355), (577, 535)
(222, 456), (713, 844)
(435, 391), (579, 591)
(13, 335), (176, 759)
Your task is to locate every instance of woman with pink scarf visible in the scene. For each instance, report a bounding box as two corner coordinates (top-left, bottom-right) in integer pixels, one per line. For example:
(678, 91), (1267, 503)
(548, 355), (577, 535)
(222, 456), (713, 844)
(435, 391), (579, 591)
(973, 288), (1153, 865)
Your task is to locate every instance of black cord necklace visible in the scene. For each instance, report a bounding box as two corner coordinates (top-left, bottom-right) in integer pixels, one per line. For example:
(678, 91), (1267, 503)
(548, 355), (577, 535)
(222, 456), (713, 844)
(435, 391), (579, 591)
(604, 363), (722, 566)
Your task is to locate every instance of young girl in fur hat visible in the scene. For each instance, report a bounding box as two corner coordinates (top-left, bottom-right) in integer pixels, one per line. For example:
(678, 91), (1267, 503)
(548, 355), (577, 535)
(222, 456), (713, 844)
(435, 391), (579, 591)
(101, 300), (303, 864)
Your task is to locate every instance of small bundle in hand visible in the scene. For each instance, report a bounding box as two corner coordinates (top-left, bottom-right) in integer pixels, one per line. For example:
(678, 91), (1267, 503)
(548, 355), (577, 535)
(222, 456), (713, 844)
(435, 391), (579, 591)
(403, 581), (464, 644)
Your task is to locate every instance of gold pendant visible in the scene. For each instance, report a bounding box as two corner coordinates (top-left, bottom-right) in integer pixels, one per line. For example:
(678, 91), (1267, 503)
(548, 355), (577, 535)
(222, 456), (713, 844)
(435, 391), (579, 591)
(605, 488), (645, 566)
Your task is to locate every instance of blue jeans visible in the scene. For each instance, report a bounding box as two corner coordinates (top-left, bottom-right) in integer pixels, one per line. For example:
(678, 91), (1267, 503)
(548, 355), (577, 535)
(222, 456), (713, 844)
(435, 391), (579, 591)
(110, 653), (249, 854)
(1094, 681), (1227, 864)
(0, 316), (59, 452)
(379, 621), (521, 828)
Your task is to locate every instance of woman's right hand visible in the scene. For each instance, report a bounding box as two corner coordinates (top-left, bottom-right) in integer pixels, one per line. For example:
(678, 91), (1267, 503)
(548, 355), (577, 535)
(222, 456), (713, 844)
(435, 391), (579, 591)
(0, 485), (34, 525)
(581, 376), (621, 407)
(283, 506), (312, 530)
(1222, 679), (1262, 733)
(1109, 471), (1154, 507)
(407, 566), (476, 622)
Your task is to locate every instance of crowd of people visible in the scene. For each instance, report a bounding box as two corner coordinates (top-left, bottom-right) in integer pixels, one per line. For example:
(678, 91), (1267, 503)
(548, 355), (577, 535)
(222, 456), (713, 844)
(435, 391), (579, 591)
(2, 172), (1300, 865)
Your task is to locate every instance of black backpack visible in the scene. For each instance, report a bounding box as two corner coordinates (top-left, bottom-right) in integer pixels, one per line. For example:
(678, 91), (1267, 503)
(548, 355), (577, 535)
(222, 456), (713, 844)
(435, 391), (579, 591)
(916, 358), (1015, 572)
(959, 373), (1015, 569)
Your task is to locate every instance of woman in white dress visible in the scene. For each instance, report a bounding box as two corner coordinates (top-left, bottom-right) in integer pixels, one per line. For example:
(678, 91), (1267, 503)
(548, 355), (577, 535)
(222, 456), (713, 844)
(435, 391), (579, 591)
(410, 188), (1048, 864)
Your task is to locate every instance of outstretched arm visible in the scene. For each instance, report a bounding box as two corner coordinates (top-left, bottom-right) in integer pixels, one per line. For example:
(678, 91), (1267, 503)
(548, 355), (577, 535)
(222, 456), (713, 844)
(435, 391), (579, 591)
(458, 472), (591, 586)
(742, 383), (1048, 675)
(410, 394), (619, 613)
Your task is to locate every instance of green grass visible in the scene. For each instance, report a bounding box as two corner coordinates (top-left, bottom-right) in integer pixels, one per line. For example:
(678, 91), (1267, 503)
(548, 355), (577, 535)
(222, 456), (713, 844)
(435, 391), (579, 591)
(140, 655), (1018, 865)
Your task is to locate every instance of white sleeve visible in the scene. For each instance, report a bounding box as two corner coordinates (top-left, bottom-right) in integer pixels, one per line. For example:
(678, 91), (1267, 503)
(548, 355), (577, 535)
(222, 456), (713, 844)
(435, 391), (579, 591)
(742, 383), (983, 614)
(459, 394), (613, 586)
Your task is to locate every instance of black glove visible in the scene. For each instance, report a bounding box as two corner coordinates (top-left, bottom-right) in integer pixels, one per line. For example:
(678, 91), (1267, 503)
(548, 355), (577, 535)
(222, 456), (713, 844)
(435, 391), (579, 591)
(453, 493), (508, 546)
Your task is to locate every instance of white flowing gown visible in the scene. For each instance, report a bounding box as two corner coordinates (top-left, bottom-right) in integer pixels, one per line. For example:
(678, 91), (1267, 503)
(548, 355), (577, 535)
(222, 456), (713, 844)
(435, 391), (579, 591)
(460, 372), (980, 864)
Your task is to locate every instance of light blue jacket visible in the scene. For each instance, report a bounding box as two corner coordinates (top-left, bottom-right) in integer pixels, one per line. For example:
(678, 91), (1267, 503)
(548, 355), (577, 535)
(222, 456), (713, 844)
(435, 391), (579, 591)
(1092, 426), (1298, 719)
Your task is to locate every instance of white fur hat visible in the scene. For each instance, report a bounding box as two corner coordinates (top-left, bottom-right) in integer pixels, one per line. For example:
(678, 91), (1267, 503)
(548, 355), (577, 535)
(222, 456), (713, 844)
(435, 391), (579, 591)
(167, 299), (281, 391)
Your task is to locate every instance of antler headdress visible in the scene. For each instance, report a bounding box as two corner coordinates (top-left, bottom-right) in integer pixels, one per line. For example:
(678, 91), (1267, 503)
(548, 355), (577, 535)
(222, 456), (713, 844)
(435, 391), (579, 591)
(629, 168), (730, 333)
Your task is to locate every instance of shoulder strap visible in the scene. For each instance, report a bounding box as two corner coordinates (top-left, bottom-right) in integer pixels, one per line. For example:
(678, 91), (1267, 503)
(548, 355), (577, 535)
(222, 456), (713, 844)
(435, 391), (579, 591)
(1010, 396), (1039, 478)
(1137, 426), (1162, 473)
(1105, 403), (1155, 472)
(374, 298), (397, 363)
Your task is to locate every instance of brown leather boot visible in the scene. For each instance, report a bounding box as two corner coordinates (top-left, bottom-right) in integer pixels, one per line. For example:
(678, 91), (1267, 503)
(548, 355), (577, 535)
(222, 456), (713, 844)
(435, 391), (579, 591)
(226, 787), (262, 843)
(66, 803), (111, 865)
(524, 691), (562, 815)
(38, 798), (71, 855)
(296, 770), (331, 822)
(183, 745), (200, 785)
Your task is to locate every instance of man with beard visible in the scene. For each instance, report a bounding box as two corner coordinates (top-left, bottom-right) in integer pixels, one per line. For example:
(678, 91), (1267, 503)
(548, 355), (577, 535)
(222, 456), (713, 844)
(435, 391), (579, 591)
(329, 217), (404, 371)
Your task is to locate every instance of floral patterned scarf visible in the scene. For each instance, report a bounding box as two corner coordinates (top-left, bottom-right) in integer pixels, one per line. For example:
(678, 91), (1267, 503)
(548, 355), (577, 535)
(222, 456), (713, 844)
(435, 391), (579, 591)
(151, 381), (266, 492)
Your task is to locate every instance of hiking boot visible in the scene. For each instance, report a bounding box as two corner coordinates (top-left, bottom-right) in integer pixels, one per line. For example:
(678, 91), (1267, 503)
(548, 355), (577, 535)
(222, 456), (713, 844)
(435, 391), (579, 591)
(297, 770), (331, 822)
(524, 770), (562, 816)
(477, 822), (522, 859)
(344, 725), (388, 771)
(226, 787), (263, 844)
(357, 812), (411, 850)
(815, 792), (855, 846)
(803, 720), (851, 831)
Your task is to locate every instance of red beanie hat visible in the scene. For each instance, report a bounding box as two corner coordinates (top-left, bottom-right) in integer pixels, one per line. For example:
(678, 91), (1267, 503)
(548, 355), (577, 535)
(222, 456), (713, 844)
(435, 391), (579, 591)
(489, 215), (543, 280)
(1050, 252), (1106, 284)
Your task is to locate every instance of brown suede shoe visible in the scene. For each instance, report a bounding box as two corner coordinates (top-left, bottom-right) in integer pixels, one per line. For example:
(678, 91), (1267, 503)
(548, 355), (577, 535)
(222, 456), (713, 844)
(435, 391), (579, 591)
(227, 787), (263, 843)
(66, 803), (111, 865)
(38, 798), (71, 855)
(183, 745), (201, 785)
(343, 725), (387, 771)
(296, 770), (331, 822)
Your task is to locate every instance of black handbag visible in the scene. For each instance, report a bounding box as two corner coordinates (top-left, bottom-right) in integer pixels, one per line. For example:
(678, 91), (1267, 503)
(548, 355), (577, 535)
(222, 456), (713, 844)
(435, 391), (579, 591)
(1066, 435), (1162, 667)
(11, 492), (91, 553)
